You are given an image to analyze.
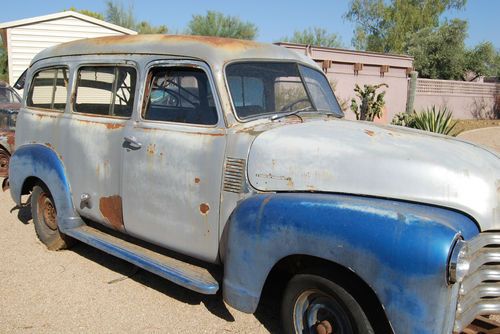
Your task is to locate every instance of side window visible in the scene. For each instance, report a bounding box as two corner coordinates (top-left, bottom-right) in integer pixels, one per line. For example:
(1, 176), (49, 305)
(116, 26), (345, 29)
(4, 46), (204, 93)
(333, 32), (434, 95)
(74, 66), (136, 118)
(143, 67), (218, 125)
(28, 67), (69, 111)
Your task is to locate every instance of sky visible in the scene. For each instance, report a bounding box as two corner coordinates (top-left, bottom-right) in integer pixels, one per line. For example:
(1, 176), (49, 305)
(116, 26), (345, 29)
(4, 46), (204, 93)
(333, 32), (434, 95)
(0, 0), (498, 49)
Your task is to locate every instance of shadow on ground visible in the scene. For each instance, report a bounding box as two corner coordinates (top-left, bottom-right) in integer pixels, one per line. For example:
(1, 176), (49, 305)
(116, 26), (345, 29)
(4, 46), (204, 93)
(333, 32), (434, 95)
(71, 243), (282, 333)
(10, 203), (282, 333)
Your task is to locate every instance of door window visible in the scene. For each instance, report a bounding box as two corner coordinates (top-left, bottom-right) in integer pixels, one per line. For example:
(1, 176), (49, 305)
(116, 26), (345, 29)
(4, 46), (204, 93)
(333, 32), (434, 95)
(143, 67), (218, 125)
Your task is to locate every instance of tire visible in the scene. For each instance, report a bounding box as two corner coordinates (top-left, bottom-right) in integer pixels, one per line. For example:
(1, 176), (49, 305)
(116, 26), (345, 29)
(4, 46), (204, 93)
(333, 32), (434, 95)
(282, 274), (374, 334)
(31, 185), (73, 251)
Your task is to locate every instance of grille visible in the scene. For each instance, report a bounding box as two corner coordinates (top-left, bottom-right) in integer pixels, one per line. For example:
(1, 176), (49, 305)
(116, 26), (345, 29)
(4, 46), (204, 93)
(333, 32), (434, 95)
(455, 232), (500, 332)
(223, 157), (246, 193)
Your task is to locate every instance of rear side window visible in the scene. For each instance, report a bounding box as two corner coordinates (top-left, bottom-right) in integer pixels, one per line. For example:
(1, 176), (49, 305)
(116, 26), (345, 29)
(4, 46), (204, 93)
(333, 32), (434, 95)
(28, 67), (69, 111)
(74, 66), (136, 118)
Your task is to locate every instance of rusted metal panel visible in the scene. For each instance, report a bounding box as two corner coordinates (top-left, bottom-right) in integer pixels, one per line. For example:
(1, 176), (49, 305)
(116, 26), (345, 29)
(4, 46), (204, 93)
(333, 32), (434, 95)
(99, 195), (124, 231)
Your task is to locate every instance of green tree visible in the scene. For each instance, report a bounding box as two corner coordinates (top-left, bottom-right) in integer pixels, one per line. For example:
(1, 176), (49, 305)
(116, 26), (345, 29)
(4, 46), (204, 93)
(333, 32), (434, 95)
(281, 27), (343, 48)
(465, 42), (500, 80)
(105, 1), (167, 34)
(187, 11), (257, 40)
(345, 0), (466, 53)
(406, 19), (468, 80)
(67, 6), (105, 21)
(0, 38), (7, 82)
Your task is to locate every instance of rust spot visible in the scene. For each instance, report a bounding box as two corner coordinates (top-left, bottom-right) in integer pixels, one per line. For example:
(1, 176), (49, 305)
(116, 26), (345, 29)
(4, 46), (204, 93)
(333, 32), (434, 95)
(364, 129), (375, 136)
(194, 177), (201, 184)
(62, 34), (263, 52)
(199, 203), (210, 215)
(45, 142), (52, 148)
(146, 144), (156, 155)
(105, 123), (123, 129)
(99, 195), (124, 231)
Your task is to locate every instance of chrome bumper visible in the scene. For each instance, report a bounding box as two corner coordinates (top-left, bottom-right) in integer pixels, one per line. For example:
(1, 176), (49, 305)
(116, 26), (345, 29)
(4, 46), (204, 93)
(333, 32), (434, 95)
(454, 232), (500, 332)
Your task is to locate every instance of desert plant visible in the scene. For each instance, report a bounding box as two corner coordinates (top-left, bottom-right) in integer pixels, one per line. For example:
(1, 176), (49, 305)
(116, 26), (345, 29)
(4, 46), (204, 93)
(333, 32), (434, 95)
(391, 111), (416, 127)
(350, 83), (388, 121)
(412, 106), (457, 135)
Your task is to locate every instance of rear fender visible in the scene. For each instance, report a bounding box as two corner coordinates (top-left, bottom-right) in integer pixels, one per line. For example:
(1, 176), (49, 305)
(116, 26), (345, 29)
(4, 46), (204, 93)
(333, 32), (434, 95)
(9, 143), (79, 229)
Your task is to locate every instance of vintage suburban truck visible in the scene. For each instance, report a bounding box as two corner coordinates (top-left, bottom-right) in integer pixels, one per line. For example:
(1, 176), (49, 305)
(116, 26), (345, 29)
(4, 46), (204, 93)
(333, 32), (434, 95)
(7, 35), (500, 334)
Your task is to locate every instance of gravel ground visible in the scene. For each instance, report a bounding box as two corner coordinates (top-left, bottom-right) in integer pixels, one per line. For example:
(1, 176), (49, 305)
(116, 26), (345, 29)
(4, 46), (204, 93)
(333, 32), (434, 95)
(0, 189), (279, 334)
(457, 126), (500, 153)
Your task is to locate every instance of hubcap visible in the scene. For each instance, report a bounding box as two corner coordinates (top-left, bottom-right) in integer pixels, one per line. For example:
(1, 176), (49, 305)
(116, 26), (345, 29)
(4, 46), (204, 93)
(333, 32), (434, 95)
(38, 193), (58, 230)
(293, 290), (353, 334)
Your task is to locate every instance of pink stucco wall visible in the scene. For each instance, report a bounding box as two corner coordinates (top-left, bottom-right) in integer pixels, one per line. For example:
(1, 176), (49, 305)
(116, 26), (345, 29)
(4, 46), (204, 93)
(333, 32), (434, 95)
(414, 79), (500, 119)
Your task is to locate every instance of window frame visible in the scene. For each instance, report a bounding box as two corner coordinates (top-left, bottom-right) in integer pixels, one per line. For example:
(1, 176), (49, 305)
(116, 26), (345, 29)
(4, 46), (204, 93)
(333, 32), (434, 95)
(27, 66), (70, 113)
(140, 60), (222, 128)
(72, 63), (138, 119)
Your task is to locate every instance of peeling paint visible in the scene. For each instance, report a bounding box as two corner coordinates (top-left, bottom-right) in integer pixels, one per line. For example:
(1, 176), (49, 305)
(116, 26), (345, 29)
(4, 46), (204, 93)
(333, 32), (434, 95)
(99, 195), (124, 231)
(365, 129), (375, 136)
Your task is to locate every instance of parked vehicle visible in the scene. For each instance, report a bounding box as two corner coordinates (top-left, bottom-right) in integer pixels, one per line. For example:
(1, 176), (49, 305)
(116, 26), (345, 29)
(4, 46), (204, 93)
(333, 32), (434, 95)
(0, 81), (21, 178)
(8, 35), (500, 334)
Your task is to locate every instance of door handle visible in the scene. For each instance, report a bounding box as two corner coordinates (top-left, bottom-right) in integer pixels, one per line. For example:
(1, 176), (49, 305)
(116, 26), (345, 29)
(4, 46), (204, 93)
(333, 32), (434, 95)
(124, 136), (142, 149)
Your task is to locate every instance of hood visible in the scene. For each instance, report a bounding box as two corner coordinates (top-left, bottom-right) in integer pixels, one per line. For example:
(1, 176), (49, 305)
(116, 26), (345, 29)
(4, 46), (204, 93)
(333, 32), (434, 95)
(247, 119), (500, 231)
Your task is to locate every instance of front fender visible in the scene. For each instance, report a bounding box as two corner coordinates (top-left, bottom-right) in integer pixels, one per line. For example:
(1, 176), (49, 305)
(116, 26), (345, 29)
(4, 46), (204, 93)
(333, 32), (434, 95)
(9, 143), (78, 229)
(222, 193), (479, 334)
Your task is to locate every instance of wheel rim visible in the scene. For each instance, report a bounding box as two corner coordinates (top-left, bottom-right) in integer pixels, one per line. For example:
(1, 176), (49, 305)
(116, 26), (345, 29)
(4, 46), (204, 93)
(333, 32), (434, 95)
(293, 289), (354, 334)
(0, 149), (9, 177)
(38, 192), (58, 230)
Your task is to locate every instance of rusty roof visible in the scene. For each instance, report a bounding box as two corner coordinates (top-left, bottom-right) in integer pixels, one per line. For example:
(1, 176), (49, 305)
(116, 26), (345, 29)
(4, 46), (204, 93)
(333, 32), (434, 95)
(31, 34), (316, 67)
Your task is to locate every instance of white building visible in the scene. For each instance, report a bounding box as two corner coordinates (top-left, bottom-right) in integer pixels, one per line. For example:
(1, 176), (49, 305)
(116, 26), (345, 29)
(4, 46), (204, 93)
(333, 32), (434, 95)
(0, 11), (137, 85)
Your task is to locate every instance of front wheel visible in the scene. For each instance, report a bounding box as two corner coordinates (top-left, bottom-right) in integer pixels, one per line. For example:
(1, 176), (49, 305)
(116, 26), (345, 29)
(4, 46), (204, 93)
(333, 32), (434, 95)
(31, 185), (73, 251)
(282, 274), (374, 334)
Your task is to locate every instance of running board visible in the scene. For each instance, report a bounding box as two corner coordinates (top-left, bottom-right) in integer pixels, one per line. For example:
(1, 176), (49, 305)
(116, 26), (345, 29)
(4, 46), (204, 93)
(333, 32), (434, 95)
(64, 225), (219, 295)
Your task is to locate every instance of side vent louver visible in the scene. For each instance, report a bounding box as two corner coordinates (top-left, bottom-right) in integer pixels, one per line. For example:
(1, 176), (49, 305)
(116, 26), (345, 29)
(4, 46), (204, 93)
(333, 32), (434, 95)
(223, 157), (246, 193)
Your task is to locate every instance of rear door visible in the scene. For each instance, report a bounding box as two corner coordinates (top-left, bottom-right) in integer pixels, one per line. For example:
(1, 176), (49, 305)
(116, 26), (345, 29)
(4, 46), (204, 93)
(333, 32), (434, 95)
(65, 63), (137, 231)
(121, 60), (226, 263)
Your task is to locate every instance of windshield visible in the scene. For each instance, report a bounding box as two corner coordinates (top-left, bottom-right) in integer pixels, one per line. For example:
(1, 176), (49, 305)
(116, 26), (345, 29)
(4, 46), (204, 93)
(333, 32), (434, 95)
(225, 62), (343, 120)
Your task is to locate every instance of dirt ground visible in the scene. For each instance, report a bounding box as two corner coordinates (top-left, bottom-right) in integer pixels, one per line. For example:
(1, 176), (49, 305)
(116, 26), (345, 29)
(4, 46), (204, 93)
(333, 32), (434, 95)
(0, 189), (279, 334)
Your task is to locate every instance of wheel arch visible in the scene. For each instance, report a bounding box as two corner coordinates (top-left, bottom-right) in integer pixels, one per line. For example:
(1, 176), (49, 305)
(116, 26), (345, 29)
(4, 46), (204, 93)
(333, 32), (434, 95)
(263, 254), (394, 334)
(8, 143), (77, 225)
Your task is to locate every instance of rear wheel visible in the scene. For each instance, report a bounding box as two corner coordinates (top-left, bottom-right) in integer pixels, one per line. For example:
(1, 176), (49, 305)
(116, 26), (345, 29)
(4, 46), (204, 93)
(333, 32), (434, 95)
(31, 185), (73, 250)
(282, 274), (374, 334)
(0, 148), (10, 177)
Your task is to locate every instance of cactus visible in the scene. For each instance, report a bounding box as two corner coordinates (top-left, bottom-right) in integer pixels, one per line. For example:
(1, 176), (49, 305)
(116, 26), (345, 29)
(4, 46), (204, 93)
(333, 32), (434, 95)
(350, 83), (388, 121)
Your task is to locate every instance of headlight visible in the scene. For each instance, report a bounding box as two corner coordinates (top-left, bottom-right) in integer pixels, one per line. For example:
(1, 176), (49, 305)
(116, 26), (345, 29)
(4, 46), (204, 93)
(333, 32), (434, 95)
(448, 238), (470, 284)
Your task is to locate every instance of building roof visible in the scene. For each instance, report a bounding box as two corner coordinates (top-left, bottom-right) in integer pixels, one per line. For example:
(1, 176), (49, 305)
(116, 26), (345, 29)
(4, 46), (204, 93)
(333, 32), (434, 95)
(30, 34), (316, 68)
(0, 11), (137, 35)
(275, 42), (413, 68)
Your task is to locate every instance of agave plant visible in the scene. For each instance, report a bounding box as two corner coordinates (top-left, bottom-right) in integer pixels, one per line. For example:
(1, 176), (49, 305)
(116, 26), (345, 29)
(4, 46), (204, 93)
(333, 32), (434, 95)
(412, 106), (457, 135)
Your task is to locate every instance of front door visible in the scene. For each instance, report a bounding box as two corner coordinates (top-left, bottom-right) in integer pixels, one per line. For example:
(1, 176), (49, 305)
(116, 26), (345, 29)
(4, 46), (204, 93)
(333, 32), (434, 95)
(121, 61), (226, 263)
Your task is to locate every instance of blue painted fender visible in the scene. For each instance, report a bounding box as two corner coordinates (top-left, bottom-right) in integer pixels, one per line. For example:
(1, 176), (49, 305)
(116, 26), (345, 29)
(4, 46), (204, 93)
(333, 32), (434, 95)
(9, 144), (79, 230)
(222, 193), (479, 334)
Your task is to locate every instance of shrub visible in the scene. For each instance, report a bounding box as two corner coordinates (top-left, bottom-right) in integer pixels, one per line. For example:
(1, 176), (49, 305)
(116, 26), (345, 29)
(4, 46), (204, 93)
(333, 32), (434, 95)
(392, 106), (457, 135)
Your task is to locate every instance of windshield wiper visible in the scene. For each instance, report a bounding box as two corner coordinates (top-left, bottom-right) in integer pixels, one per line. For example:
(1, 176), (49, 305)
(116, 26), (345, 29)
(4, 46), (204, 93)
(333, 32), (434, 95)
(271, 106), (315, 121)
